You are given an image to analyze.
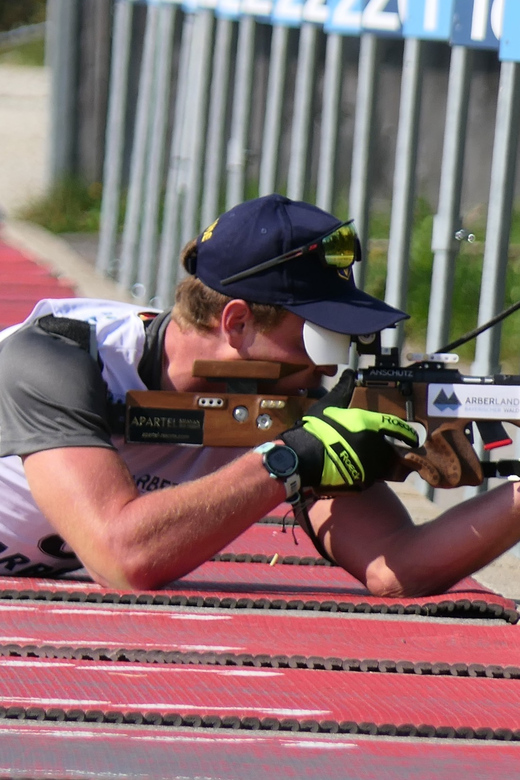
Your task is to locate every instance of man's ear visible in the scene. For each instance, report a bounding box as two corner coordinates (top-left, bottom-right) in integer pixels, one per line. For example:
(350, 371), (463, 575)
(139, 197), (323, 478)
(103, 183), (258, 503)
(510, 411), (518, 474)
(221, 299), (255, 349)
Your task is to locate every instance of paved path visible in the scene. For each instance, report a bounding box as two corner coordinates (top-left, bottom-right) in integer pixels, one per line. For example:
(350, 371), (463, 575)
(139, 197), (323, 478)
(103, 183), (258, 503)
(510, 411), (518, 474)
(0, 64), (49, 219)
(0, 62), (76, 324)
(0, 62), (132, 316)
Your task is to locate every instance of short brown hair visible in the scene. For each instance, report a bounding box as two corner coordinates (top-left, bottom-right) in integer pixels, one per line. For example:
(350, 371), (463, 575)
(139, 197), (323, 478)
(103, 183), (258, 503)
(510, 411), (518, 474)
(172, 239), (286, 333)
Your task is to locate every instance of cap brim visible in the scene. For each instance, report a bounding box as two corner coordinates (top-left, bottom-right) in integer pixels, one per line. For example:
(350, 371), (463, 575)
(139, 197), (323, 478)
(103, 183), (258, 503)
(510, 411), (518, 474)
(284, 288), (408, 335)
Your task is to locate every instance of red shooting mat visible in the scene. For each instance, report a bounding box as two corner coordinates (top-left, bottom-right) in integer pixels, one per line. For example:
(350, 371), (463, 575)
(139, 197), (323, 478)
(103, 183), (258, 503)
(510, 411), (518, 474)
(0, 564), (509, 606)
(1, 657), (520, 731)
(0, 265), (57, 280)
(177, 561), (509, 606)
(182, 522), (518, 619)
(0, 283), (76, 299)
(0, 601), (519, 669)
(0, 240), (76, 329)
(220, 519), (321, 558)
(0, 297), (75, 330)
(0, 561), (514, 622)
(1, 723), (520, 780)
(0, 242), (43, 262)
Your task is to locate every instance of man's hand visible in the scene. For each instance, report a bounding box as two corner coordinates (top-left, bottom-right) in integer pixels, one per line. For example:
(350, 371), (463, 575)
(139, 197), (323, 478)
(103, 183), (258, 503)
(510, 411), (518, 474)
(281, 369), (419, 491)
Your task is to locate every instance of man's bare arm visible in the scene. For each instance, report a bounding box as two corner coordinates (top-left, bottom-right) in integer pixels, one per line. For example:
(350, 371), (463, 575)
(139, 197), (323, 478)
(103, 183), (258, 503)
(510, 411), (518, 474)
(307, 480), (520, 598)
(25, 436), (520, 599)
(23, 446), (286, 590)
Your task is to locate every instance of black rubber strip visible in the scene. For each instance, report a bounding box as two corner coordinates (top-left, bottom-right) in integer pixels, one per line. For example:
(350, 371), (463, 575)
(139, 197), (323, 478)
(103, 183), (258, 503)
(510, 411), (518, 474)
(2, 642), (520, 680)
(211, 552), (334, 566)
(0, 588), (516, 622)
(2, 704), (520, 742)
(257, 516), (288, 525)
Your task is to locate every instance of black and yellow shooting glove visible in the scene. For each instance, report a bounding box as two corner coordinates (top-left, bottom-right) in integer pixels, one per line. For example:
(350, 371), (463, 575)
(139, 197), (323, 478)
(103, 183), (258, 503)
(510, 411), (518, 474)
(281, 369), (419, 492)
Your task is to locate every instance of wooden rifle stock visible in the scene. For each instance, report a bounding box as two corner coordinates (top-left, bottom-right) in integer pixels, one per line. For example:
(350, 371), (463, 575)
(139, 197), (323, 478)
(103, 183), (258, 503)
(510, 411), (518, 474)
(125, 360), (313, 448)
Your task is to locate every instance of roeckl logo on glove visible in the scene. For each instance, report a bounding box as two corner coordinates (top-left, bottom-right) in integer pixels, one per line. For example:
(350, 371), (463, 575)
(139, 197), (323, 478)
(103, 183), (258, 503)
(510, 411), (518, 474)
(332, 443), (361, 481)
(381, 415), (415, 436)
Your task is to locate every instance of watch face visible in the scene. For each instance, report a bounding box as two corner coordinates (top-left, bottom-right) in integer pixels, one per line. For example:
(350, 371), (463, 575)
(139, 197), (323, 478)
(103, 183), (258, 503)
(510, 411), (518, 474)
(266, 446), (298, 478)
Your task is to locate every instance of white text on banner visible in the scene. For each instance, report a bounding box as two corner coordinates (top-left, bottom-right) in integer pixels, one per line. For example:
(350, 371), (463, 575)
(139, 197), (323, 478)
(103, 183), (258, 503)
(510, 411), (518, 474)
(451, 0), (504, 50)
(403, 0), (455, 41)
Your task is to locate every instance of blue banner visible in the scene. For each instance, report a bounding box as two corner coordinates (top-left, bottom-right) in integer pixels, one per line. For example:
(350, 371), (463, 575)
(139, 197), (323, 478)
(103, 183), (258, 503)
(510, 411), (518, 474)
(271, 0), (305, 26)
(359, 0), (404, 38)
(403, 0), (455, 41)
(241, 0), (273, 20)
(450, 0), (503, 50)
(499, 0), (520, 61)
(215, 0), (241, 19)
(325, 0), (405, 37)
(127, 0), (520, 58)
(324, 0), (363, 35)
(301, 0), (329, 25)
(271, 0), (328, 27)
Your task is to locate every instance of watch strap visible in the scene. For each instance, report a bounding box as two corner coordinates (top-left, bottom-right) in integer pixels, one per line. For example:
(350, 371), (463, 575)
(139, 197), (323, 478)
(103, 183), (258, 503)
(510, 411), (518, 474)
(283, 471), (302, 501)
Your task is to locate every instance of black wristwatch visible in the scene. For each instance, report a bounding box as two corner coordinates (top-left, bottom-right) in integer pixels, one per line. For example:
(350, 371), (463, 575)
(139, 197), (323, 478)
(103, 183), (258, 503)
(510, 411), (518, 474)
(254, 442), (301, 500)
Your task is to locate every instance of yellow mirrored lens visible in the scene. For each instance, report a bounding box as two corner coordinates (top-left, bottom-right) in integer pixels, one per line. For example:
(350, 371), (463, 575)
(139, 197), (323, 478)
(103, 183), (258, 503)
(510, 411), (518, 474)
(322, 225), (357, 267)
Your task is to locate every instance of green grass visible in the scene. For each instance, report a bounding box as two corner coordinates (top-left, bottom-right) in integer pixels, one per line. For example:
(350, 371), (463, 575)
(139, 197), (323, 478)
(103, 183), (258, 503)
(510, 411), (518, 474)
(0, 37), (45, 66)
(18, 179), (109, 234)
(363, 201), (520, 370)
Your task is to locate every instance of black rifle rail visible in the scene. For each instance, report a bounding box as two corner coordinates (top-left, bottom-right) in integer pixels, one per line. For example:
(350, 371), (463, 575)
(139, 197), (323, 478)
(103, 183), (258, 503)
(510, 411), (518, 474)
(2, 642), (520, 681)
(1, 702), (520, 743)
(0, 587), (516, 622)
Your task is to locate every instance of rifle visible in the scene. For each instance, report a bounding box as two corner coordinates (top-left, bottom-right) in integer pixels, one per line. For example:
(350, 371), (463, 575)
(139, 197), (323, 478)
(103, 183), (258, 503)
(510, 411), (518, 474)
(348, 302), (520, 488)
(351, 347), (520, 488)
(124, 304), (520, 489)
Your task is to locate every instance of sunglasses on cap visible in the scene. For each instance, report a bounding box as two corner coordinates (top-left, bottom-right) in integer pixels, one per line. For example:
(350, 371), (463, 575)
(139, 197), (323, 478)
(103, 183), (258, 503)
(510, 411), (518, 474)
(220, 220), (361, 286)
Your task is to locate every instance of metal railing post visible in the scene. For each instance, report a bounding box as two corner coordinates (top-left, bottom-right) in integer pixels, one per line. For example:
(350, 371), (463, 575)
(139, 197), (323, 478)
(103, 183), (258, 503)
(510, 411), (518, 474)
(96, 0), (133, 278)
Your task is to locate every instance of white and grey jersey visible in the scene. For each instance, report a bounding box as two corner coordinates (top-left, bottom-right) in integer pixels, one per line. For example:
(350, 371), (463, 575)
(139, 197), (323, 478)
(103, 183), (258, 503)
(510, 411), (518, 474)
(0, 298), (245, 578)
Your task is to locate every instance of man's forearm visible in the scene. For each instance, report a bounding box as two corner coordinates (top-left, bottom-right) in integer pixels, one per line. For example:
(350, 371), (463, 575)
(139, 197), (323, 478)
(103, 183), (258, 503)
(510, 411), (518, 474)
(304, 481), (520, 599)
(113, 449), (287, 588)
(24, 445), (286, 590)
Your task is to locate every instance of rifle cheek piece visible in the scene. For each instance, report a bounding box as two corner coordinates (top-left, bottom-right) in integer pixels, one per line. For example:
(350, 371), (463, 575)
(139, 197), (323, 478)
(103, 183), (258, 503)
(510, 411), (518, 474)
(303, 322), (351, 366)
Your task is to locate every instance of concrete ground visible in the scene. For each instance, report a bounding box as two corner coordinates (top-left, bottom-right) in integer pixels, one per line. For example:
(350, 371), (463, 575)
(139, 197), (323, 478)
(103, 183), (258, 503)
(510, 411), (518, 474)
(1, 64), (519, 601)
(0, 64), (50, 219)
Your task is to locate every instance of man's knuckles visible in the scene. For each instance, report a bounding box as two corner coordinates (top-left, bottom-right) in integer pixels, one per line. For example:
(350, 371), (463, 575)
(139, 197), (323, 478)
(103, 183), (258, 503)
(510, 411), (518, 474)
(322, 407), (415, 437)
(305, 407), (417, 451)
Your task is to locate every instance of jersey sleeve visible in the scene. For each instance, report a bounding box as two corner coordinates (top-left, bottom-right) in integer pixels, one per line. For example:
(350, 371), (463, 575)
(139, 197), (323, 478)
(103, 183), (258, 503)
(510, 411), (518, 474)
(0, 321), (115, 457)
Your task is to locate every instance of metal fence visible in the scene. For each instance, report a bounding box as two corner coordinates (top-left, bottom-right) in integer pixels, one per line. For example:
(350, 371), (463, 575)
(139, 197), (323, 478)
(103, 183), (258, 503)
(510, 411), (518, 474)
(93, 0), (520, 500)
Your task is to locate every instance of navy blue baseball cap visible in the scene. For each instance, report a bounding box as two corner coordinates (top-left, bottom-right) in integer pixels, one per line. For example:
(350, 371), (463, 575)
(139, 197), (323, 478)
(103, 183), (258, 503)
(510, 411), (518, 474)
(191, 194), (408, 335)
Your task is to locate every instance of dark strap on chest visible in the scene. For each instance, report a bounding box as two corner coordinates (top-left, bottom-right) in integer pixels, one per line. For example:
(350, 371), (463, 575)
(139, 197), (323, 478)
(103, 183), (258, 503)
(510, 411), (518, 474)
(37, 314), (97, 359)
(35, 314), (129, 431)
(35, 312), (167, 437)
